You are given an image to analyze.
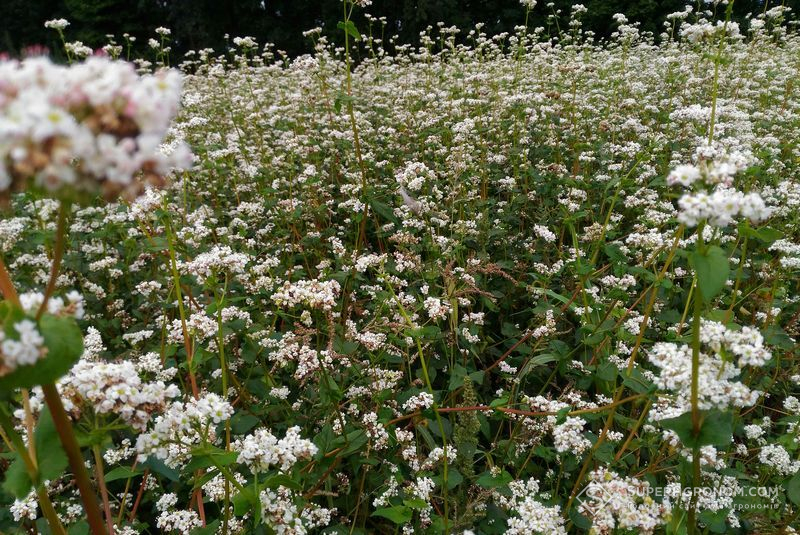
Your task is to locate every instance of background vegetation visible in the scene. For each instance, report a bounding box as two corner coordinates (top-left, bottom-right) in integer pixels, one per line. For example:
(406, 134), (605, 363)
(3, 0), (799, 58)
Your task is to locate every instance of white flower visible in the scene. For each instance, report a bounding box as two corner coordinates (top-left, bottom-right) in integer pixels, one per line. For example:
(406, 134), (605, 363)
(235, 426), (317, 473)
(44, 18), (70, 30)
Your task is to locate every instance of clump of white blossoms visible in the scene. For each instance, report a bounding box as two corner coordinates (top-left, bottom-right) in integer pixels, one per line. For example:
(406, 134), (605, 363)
(180, 244), (249, 283)
(402, 392), (435, 412)
(0, 56), (192, 202)
(647, 337), (763, 421)
(698, 319), (772, 367)
(18, 290), (85, 319)
(135, 392), (233, 467)
(259, 486), (335, 534)
(235, 425), (317, 473)
(271, 278), (341, 310)
(0, 319), (45, 376)
(496, 477), (567, 535)
(578, 468), (671, 535)
(758, 444), (800, 476)
(668, 159), (771, 227)
(54, 359), (180, 430)
(552, 416), (591, 455)
(0, 290), (87, 376)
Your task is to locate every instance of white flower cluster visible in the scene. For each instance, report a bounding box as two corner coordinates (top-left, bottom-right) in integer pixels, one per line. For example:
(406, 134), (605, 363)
(402, 392), (435, 412)
(202, 470), (247, 501)
(10, 491), (37, 522)
(680, 20), (740, 43)
(56, 359), (180, 430)
(19, 290), (85, 319)
(497, 478), (567, 535)
(272, 278), (341, 311)
(648, 342), (760, 421)
(181, 244), (249, 283)
(44, 18), (70, 30)
(578, 468), (671, 534)
(769, 239), (800, 270)
(677, 188), (770, 227)
(155, 509), (202, 533)
(552, 416), (591, 455)
(698, 319), (772, 367)
(259, 486), (334, 534)
(235, 426), (317, 473)
(758, 444), (800, 476)
(0, 56), (192, 200)
(135, 393), (233, 467)
(0, 319), (45, 375)
(395, 161), (434, 192)
(668, 160), (771, 227)
(423, 296), (451, 320)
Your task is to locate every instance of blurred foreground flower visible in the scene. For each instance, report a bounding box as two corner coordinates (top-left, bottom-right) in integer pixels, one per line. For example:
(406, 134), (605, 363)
(0, 56), (192, 205)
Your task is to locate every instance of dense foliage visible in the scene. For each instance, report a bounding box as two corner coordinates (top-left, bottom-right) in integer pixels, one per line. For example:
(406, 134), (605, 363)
(2, 1), (800, 534)
(4, 0), (800, 58)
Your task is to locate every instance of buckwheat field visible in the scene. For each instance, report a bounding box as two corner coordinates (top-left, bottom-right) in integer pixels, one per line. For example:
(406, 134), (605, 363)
(2, 1), (800, 534)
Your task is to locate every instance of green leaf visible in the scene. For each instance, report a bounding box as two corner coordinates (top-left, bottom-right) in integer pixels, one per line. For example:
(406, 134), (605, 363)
(689, 246), (729, 303)
(230, 413), (260, 435)
(660, 410), (733, 448)
(741, 224), (783, 244)
(489, 396), (508, 408)
(2, 407), (68, 498)
(2, 450), (32, 498)
(142, 456), (181, 482)
(372, 505), (412, 524)
(34, 407), (68, 483)
(68, 521), (89, 535)
(698, 508), (728, 533)
(0, 313), (83, 390)
(785, 473), (800, 505)
(569, 506), (593, 530)
(337, 20), (362, 41)
(262, 474), (302, 491)
(368, 196), (398, 225)
(403, 498), (428, 509)
(519, 353), (557, 377)
(104, 466), (142, 483)
(232, 487), (257, 516)
(191, 520), (221, 535)
(476, 470), (513, 489)
(185, 447), (239, 472)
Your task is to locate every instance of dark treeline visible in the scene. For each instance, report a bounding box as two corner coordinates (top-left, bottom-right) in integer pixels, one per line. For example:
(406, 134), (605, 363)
(1, 0), (796, 60)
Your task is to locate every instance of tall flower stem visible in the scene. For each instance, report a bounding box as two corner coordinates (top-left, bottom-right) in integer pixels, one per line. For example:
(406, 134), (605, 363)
(688, 221), (706, 535)
(383, 275), (450, 534)
(708, 0), (735, 145)
(341, 0), (369, 251)
(92, 444), (116, 535)
(41, 384), (107, 535)
(37, 201), (70, 320)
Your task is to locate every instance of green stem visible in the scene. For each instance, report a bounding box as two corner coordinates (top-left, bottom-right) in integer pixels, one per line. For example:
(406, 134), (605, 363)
(383, 276), (450, 534)
(707, 0), (735, 145)
(41, 383), (107, 535)
(688, 222), (706, 535)
(92, 445), (116, 535)
(37, 200), (70, 320)
(164, 215), (200, 398)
